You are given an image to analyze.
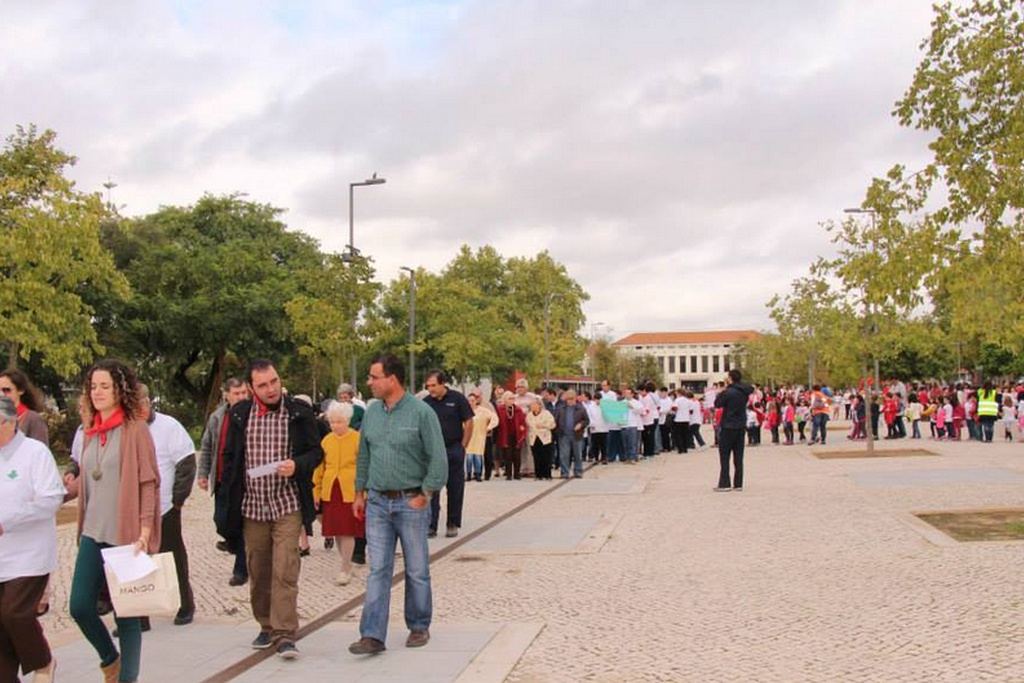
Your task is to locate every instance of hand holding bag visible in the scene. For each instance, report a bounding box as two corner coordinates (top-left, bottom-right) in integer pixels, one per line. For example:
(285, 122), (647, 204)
(104, 552), (181, 618)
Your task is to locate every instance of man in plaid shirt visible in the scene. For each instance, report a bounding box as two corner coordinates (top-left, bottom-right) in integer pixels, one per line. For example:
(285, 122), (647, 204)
(217, 359), (323, 660)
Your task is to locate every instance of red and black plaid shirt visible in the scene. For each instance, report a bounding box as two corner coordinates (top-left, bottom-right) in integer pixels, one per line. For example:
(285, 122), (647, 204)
(241, 403), (300, 522)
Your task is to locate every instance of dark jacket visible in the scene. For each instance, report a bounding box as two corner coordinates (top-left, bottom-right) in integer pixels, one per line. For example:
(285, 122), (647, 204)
(215, 396), (324, 541)
(715, 382), (753, 430)
(554, 403), (590, 441)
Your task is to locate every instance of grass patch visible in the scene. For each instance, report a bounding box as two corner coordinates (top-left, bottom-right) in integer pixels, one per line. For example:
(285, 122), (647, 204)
(916, 509), (1024, 542)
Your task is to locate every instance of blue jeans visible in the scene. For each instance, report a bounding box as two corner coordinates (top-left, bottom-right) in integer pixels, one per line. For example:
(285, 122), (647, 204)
(607, 429), (623, 462)
(466, 454), (483, 479)
(557, 434), (583, 477)
(361, 490), (432, 643)
(811, 414), (829, 443)
(622, 427), (639, 461)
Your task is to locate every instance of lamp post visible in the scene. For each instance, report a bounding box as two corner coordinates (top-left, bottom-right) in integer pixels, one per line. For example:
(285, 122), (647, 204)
(845, 207), (879, 454)
(345, 173), (386, 384)
(544, 292), (565, 388)
(400, 266), (417, 391)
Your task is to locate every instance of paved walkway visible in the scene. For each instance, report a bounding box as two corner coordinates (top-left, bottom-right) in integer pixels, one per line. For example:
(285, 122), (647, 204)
(39, 429), (1024, 681)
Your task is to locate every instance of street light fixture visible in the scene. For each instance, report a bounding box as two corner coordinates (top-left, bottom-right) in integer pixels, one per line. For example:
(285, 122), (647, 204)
(344, 173), (386, 384)
(544, 292), (565, 388)
(346, 173), (386, 262)
(845, 206), (879, 455)
(400, 266), (417, 391)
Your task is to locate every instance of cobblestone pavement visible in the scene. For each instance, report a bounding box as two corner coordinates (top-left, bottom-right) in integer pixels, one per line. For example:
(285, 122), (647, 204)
(42, 429), (1024, 681)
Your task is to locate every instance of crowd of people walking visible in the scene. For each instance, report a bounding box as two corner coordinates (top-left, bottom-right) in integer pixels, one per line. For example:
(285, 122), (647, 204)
(2, 357), (1022, 681)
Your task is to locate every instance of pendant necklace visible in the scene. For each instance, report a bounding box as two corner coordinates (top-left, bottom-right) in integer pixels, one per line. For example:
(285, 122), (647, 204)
(91, 439), (110, 481)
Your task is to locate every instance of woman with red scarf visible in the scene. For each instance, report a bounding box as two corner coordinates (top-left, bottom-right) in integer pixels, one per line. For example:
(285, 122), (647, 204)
(63, 360), (160, 683)
(0, 369), (49, 446)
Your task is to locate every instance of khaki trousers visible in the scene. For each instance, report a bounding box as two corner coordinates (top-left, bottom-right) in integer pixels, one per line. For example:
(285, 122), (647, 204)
(243, 512), (302, 643)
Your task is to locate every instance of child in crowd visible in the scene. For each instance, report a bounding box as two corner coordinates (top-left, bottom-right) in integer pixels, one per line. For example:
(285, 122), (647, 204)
(795, 399), (809, 442)
(746, 405), (760, 446)
(943, 397), (955, 440)
(766, 400), (781, 445)
(906, 394), (922, 439)
(782, 397), (795, 445)
(1001, 395), (1017, 442)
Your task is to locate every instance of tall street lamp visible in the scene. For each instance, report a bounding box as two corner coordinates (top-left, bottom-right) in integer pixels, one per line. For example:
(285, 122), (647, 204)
(544, 292), (565, 388)
(845, 206), (879, 455)
(400, 266), (417, 391)
(345, 173), (386, 384)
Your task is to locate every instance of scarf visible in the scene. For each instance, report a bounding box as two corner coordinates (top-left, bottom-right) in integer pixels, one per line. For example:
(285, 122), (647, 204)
(252, 393), (281, 417)
(16, 403), (28, 419)
(86, 407), (125, 447)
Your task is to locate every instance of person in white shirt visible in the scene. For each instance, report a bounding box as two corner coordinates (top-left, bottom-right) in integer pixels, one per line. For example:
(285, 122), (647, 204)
(657, 388), (674, 453)
(599, 380), (624, 463)
(672, 391), (692, 453)
(139, 384), (197, 628)
(687, 391), (707, 449)
(0, 396), (64, 682)
(582, 391), (607, 463)
(622, 388), (644, 463)
(638, 384), (659, 458)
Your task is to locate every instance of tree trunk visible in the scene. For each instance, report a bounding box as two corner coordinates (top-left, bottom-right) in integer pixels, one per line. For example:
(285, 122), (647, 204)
(202, 348), (226, 421)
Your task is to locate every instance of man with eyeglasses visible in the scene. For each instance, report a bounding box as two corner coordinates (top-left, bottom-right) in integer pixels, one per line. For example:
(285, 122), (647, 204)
(349, 354), (447, 656)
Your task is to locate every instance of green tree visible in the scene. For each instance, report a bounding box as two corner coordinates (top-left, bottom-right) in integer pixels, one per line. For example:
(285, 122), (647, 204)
(366, 246), (588, 387)
(285, 251), (379, 400)
(892, 0), (1024, 355)
(98, 195), (324, 423)
(0, 125), (129, 375)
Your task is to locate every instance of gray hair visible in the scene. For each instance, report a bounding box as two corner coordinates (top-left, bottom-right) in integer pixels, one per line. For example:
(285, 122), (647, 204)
(337, 383), (355, 398)
(0, 397), (17, 421)
(325, 400), (354, 422)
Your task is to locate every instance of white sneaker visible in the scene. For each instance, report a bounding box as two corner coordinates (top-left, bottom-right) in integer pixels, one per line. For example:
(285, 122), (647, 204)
(335, 571), (352, 586)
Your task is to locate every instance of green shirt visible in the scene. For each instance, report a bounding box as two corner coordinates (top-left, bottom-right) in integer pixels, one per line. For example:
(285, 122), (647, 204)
(356, 393), (448, 494)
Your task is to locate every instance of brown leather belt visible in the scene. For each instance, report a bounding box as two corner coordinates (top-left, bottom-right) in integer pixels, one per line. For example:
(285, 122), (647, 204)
(376, 488), (422, 499)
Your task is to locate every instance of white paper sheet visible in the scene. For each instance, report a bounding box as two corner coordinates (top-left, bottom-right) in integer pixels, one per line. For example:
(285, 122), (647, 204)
(101, 544), (157, 583)
(247, 461), (283, 479)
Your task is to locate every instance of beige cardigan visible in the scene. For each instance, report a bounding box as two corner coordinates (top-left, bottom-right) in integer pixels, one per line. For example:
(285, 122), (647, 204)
(526, 409), (556, 446)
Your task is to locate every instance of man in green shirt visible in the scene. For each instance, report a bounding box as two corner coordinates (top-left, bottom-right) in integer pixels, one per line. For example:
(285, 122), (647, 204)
(349, 354), (447, 656)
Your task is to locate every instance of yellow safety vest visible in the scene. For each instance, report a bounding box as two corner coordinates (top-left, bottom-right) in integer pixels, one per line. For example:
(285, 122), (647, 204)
(977, 389), (999, 417)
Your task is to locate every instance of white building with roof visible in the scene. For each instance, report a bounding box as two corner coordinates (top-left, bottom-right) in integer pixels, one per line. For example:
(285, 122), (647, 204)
(612, 330), (760, 391)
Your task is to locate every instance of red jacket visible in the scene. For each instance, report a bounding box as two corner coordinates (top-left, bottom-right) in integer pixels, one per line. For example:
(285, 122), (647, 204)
(495, 404), (526, 449)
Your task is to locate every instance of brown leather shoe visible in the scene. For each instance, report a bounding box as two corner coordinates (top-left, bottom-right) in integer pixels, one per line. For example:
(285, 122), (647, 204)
(406, 629), (430, 648)
(101, 655), (121, 683)
(348, 637), (386, 655)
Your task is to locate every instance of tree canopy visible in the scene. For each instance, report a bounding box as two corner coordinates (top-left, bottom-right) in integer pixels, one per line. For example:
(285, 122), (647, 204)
(763, 0), (1024, 385)
(0, 125), (129, 376)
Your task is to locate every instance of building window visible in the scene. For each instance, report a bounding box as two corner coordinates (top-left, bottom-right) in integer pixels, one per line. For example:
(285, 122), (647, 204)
(668, 356), (675, 373)
(669, 382), (676, 390)
(679, 356), (686, 373)
(724, 355), (731, 372)
(690, 356), (698, 373)
(658, 356), (665, 372)
(701, 355), (709, 372)
(713, 355), (720, 372)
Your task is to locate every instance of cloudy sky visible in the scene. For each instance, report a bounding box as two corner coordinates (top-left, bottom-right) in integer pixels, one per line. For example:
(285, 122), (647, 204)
(2, 0), (938, 341)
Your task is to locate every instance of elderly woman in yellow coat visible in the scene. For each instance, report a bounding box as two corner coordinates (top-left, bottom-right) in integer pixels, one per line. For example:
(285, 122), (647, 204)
(313, 401), (365, 586)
